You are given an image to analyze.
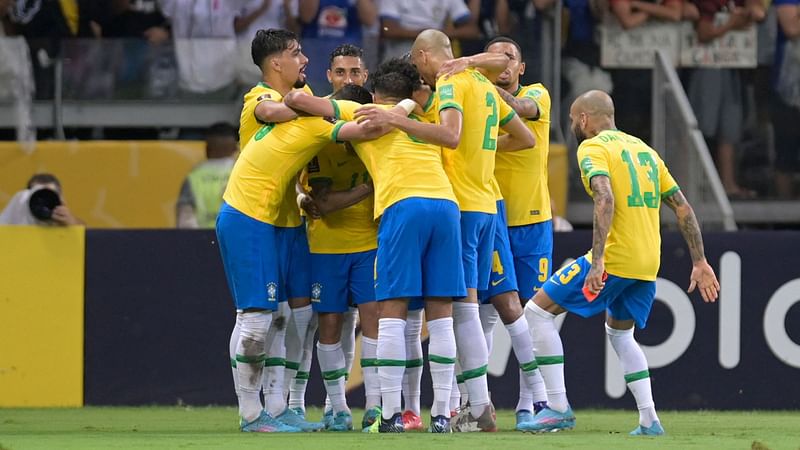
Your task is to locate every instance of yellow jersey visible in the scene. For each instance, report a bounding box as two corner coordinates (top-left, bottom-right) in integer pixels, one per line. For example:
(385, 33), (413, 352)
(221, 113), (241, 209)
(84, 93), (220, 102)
(305, 142), (377, 254)
(223, 116), (339, 226)
(495, 83), (552, 226)
(578, 129), (680, 281)
(333, 100), (458, 219)
(436, 69), (516, 214)
(239, 82), (314, 227)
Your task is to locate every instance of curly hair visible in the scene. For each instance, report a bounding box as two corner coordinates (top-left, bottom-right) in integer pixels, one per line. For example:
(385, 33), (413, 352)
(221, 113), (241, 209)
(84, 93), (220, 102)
(369, 58), (422, 99)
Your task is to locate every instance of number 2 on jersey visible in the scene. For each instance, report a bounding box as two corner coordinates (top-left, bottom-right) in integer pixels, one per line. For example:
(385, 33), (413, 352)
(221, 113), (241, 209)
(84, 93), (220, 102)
(621, 149), (660, 208)
(482, 92), (498, 151)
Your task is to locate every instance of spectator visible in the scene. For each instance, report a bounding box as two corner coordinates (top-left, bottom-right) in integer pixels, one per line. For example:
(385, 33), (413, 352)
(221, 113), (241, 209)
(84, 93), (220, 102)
(606, 0), (690, 143)
(687, 0), (765, 198)
(298, 0), (376, 91)
(158, 0), (251, 95)
(235, 0), (298, 86)
(105, 0), (170, 42)
(1, 0), (14, 35)
(176, 122), (238, 229)
(0, 173), (84, 226)
(460, 0), (511, 56)
(772, 0), (800, 198)
(378, 0), (479, 62)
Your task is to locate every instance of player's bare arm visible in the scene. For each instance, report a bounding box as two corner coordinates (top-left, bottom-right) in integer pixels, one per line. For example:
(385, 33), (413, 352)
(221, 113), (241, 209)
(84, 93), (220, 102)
(496, 86), (540, 120)
(437, 52), (510, 81)
(308, 178), (373, 216)
(255, 98), (299, 123)
(587, 174), (614, 295)
(663, 189), (720, 302)
(284, 91), (337, 117)
(353, 107), (462, 148)
(496, 114), (536, 152)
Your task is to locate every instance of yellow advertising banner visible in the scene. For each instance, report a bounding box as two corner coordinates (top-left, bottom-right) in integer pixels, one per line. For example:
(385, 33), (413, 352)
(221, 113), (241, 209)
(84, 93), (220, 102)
(0, 141), (205, 228)
(0, 226), (85, 406)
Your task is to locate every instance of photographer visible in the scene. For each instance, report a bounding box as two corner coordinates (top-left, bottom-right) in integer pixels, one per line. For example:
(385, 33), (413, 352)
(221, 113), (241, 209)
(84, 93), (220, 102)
(0, 173), (84, 226)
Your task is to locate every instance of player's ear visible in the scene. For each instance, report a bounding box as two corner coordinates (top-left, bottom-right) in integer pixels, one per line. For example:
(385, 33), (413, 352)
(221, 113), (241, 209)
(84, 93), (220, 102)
(326, 69), (332, 84)
(270, 56), (281, 74)
(519, 61), (526, 76)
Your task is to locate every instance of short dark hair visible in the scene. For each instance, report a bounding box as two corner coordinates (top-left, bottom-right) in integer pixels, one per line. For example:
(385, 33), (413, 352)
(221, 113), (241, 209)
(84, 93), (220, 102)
(329, 44), (363, 66)
(206, 122), (238, 141)
(485, 36), (523, 59)
(331, 84), (373, 105)
(27, 173), (61, 191)
(370, 58), (422, 99)
(252, 28), (298, 68)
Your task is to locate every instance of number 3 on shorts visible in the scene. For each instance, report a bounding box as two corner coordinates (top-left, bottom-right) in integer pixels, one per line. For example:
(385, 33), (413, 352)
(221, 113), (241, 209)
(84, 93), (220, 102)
(554, 262), (581, 284)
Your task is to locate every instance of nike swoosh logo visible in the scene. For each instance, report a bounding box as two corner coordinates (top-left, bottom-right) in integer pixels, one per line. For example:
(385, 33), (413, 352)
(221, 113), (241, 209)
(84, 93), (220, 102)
(491, 277), (506, 287)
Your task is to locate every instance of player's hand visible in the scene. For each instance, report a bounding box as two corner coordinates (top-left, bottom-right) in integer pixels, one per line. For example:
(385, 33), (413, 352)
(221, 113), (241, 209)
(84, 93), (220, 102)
(583, 260), (606, 297)
(297, 193), (322, 219)
(51, 205), (82, 226)
(354, 105), (395, 128)
(688, 260), (720, 303)
(436, 57), (470, 80)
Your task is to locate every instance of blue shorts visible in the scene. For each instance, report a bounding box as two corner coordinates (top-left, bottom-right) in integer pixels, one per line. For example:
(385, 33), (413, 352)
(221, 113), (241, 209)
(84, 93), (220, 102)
(375, 197), (466, 300)
(216, 203), (281, 311)
(542, 256), (656, 329)
(460, 211), (496, 291)
(479, 200), (519, 303)
(509, 219), (553, 301)
(275, 222), (311, 301)
(310, 249), (376, 313)
(409, 297), (425, 311)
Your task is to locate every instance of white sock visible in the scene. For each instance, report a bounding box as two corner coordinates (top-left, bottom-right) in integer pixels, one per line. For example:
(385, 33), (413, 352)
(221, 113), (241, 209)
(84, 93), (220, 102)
(506, 315), (546, 412)
(606, 324), (659, 427)
(403, 309), (423, 416)
(284, 305), (312, 400)
(317, 341), (350, 414)
(453, 302), (490, 418)
(449, 374), (461, 412)
(235, 311), (272, 422)
(288, 313), (316, 411)
(341, 307), (358, 374)
(427, 317), (457, 418)
(378, 318), (406, 420)
(361, 336), (381, 410)
(229, 315), (241, 401)
(479, 304), (499, 354)
(525, 302), (569, 412)
(263, 309), (287, 417)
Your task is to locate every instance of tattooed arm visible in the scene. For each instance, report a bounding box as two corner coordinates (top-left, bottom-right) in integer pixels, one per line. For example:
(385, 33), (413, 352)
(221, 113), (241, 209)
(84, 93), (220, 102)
(663, 189), (720, 302)
(496, 87), (540, 120)
(585, 175), (614, 295)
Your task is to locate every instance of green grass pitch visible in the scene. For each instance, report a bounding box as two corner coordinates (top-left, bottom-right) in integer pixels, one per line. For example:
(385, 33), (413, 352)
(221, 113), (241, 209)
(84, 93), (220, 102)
(1, 407), (798, 450)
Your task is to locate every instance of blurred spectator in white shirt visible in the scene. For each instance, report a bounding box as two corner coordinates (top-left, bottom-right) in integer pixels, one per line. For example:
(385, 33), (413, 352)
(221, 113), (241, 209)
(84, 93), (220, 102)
(234, 0), (298, 86)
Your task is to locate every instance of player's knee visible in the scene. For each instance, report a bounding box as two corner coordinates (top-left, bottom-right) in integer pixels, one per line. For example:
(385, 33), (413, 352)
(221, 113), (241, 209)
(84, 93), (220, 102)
(490, 291), (524, 323)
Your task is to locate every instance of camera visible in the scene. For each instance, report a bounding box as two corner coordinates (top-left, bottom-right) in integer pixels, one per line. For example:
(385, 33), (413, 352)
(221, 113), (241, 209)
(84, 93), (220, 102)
(28, 188), (62, 221)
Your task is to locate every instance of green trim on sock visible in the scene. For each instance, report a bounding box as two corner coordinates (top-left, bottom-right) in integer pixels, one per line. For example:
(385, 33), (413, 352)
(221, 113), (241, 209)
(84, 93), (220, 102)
(456, 374), (465, 384)
(235, 353), (266, 364)
(361, 358), (378, 367)
(230, 358), (237, 368)
(295, 371), (310, 380)
(376, 359), (407, 367)
(624, 369), (650, 383)
(519, 360), (539, 372)
(322, 368), (348, 381)
(285, 361), (300, 370)
(405, 358), (424, 368)
(460, 365), (488, 381)
(264, 357), (286, 367)
(428, 354), (457, 364)
(536, 355), (565, 366)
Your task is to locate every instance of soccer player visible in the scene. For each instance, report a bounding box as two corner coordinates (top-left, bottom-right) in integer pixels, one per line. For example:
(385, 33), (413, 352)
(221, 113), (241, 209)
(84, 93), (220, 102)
(219, 30), (373, 433)
(523, 90), (720, 435)
(231, 28), (322, 433)
(298, 44), (380, 432)
(355, 29), (535, 432)
(286, 60), (464, 433)
(474, 36), (553, 431)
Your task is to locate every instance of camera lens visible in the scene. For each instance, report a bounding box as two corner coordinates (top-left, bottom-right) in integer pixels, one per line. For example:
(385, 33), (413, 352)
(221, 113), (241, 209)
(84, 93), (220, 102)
(28, 188), (62, 221)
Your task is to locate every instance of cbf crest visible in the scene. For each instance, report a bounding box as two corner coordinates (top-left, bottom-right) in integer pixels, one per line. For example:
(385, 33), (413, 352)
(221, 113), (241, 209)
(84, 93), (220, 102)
(266, 282), (278, 302)
(311, 283), (322, 302)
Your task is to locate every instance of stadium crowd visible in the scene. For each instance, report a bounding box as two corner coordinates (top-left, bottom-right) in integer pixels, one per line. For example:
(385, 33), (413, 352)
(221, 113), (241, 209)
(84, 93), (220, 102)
(0, 0), (798, 199)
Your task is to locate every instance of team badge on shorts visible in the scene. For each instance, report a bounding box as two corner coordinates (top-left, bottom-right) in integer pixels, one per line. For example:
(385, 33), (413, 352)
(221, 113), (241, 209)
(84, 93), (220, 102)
(267, 282), (278, 302)
(311, 283), (322, 302)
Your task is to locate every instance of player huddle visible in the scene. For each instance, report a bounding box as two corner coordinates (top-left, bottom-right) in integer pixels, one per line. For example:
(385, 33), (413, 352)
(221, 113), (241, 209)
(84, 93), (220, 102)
(217, 27), (720, 436)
